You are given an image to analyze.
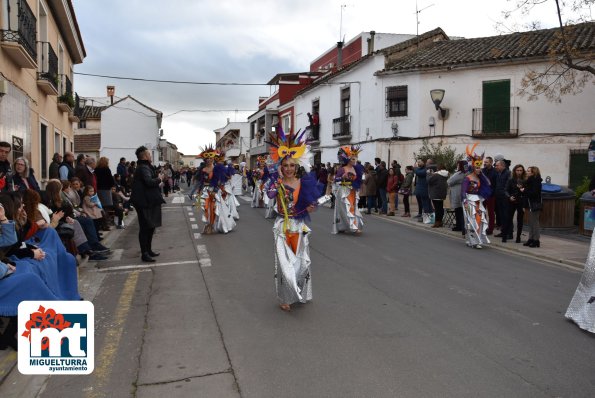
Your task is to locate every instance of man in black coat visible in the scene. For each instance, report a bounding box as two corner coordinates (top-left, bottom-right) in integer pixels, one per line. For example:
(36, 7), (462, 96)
(493, 159), (512, 240)
(130, 146), (165, 262)
(0, 141), (13, 192)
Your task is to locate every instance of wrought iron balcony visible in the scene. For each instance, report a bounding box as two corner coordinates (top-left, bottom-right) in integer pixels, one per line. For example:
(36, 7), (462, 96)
(0, 0), (37, 68)
(36, 41), (59, 95)
(57, 75), (75, 112)
(472, 107), (519, 138)
(61, 74), (73, 96)
(332, 115), (351, 139)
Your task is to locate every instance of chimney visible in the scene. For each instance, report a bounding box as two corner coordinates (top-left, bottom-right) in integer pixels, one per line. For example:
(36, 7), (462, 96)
(107, 85), (115, 105)
(369, 31), (376, 54)
(337, 41), (344, 68)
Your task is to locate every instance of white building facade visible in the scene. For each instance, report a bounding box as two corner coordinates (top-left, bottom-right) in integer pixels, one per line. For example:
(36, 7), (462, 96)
(214, 120), (250, 163)
(294, 24), (595, 186)
(100, 96), (162, 165)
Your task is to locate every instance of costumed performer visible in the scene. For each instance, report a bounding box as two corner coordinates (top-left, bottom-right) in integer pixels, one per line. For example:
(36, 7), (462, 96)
(332, 146), (364, 234)
(251, 155), (267, 208)
(209, 151), (237, 234)
(265, 125), (318, 312)
(565, 206), (595, 333)
(461, 144), (492, 249)
(222, 159), (240, 221)
(263, 157), (278, 219)
(196, 146), (218, 234)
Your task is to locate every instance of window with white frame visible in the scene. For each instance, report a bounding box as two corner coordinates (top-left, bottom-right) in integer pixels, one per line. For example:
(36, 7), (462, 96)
(283, 114), (291, 134)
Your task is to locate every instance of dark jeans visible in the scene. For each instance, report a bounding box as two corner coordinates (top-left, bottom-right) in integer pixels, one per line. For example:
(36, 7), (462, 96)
(504, 202), (524, 238)
(484, 196), (496, 231)
(415, 194), (422, 216)
(403, 194), (410, 214)
(420, 196), (433, 213)
(432, 200), (444, 222)
(367, 196), (377, 213)
(76, 216), (100, 246)
(137, 208), (156, 254)
(378, 188), (388, 213)
(495, 196), (510, 235)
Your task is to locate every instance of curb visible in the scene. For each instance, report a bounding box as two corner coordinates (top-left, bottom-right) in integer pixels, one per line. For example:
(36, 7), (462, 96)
(361, 211), (586, 271)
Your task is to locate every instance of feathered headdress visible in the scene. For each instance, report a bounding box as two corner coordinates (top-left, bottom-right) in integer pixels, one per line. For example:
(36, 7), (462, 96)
(465, 143), (484, 169)
(266, 124), (312, 170)
(215, 150), (226, 163)
(337, 145), (362, 165)
(256, 155), (268, 166)
(198, 145), (219, 160)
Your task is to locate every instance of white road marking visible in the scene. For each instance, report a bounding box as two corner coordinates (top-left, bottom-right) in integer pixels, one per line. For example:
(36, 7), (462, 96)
(97, 260), (199, 272)
(239, 196), (251, 202)
(172, 196), (185, 203)
(199, 258), (211, 267)
(189, 217), (196, 222)
(191, 224), (198, 230)
(197, 244), (211, 267)
(194, 233), (201, 239)
(185, 206), (192, 211)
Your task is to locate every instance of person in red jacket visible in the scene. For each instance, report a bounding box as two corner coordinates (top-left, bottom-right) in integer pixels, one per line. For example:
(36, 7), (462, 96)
(386, 168), (399, 216)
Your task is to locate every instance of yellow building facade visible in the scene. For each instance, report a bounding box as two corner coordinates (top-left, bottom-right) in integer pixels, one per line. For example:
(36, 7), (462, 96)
(0, 0), (85, 182)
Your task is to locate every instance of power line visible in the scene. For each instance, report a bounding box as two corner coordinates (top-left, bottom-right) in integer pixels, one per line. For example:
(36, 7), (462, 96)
(165, 109), (255, 118)
(74, 72), (269, 86)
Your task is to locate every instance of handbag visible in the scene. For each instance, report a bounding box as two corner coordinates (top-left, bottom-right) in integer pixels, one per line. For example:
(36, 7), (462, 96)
(398, 187), (411, 195)
(56, 222), (75, 239)
(422, 212), (435, 224)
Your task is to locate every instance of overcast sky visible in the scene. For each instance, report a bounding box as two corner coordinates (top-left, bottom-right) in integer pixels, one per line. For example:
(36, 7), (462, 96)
(72, 0), (576, 155)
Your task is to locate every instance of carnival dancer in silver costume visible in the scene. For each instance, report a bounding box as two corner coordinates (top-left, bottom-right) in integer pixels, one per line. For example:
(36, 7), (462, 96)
(566, 207), (595, 333)
(332, 146), (364, 234)
(250, 156), (267, 208)
(223, 161), (240, 221)
(461, 144), (492, 249)
(263, 159), (277, 219)
(196, 147), (236, 234)
(211, 153), (237, 233)
(265, 125), (317, 312)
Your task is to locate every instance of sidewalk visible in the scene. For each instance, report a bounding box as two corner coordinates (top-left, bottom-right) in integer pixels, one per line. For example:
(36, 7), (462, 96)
(358, 199), (590, 270)
(0, 215), (127, 391)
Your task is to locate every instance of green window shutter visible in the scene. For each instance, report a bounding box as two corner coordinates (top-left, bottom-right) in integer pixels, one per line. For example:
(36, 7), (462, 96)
(482, 80), (510, 133)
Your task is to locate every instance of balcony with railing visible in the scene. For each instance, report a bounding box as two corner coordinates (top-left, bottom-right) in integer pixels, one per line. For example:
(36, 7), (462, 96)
(36, 41), (59, 95)
(58, 75), (75, 113)
(332, 115), (351, 139)
(0, 0), (37, 69)
(472, 107), (519, 138)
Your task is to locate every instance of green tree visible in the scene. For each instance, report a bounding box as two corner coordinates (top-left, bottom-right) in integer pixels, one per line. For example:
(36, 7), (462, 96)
(413, 139), (464, 173)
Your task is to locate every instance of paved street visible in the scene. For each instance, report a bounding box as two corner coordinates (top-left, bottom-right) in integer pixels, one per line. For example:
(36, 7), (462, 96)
(1, 190), (594, 397)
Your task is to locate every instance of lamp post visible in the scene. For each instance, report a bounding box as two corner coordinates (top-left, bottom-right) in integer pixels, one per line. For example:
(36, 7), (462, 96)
(430, 89), (448, 135)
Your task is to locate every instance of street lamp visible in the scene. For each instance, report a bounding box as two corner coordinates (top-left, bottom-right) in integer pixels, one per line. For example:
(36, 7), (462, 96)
(430, 89), (448, 120)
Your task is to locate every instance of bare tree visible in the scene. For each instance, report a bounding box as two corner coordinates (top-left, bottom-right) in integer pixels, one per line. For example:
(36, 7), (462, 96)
(499, 0), (594, 101)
